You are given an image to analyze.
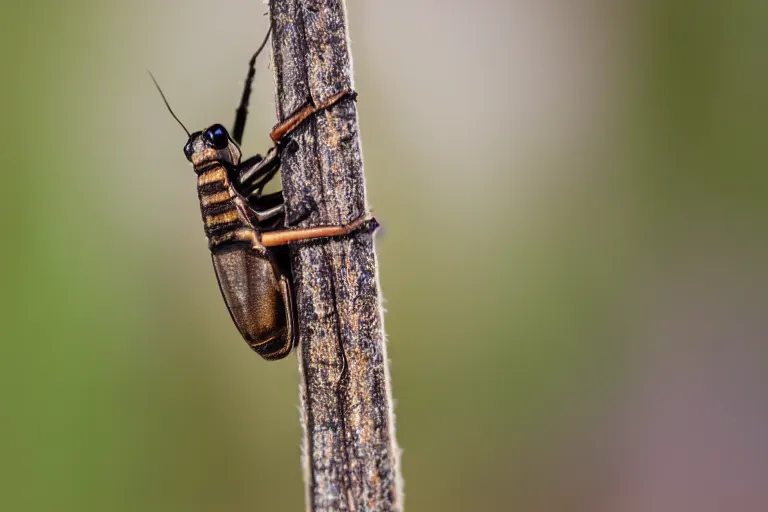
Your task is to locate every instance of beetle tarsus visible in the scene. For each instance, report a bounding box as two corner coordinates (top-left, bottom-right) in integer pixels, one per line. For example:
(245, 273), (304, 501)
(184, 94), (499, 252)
(365, 217), (380, 234)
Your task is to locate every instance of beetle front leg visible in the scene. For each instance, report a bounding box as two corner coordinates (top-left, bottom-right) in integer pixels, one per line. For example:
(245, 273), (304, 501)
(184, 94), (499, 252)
(269, 88), (356, 143)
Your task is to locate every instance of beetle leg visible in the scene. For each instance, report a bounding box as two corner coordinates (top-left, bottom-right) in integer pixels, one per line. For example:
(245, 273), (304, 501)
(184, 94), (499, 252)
(253, 203), (285, 223)
(250, 192), (317, 228)
(237, 147), (280, 195)
(249, 190), (283, 209)
(231, 27), (272, 146)
(236, 154), (264, 177)
(246, 191), (284, 228)
(260, 213), (373, 247)
(237, 89), (356, 202)
(270, 88), (357, 143)
(238, 88), (356, 195)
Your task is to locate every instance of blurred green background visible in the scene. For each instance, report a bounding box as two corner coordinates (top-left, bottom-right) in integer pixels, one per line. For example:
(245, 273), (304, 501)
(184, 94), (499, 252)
(1, 1), (767, 510)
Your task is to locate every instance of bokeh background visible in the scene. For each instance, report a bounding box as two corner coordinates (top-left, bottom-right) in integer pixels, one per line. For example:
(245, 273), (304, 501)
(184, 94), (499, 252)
(2, 0), (767, 510)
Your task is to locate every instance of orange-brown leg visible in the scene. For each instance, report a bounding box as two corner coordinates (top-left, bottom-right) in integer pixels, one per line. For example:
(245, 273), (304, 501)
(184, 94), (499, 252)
(260, 214), (371, 248)
(270, 89), (355, 143)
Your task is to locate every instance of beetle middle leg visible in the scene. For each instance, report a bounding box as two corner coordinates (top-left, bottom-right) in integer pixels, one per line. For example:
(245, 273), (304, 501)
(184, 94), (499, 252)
(237, 147), (281, 197)
(252, 202), (284, 224)
(248, 190), (317, 231)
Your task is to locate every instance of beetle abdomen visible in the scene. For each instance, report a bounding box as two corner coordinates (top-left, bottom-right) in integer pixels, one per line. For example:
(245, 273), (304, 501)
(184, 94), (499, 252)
(195, 161), (293, 360)
(212, 246), (292, 359)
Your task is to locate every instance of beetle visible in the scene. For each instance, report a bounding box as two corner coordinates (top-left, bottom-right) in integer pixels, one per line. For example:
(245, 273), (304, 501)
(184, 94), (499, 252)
(152, 28), (366, 360)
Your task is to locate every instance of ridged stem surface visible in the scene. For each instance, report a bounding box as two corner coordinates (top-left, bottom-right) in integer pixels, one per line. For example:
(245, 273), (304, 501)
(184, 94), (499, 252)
(269, 1), (402, 510)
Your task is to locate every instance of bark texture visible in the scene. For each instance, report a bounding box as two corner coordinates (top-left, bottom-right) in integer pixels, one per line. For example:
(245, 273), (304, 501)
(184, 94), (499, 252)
(268, 1), (402, 511)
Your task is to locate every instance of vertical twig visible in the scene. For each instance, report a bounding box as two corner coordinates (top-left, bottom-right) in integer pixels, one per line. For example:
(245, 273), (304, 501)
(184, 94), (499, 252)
(268, 1), (402, 511)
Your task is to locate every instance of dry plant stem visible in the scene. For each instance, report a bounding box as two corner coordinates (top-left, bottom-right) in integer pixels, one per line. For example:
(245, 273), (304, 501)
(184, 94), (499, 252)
(268, 1), (402, 511)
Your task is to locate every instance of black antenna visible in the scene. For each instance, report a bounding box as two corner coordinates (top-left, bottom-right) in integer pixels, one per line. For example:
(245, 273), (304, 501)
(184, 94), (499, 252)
(232, 26), (273, 146)
(148, 71), (191, 137)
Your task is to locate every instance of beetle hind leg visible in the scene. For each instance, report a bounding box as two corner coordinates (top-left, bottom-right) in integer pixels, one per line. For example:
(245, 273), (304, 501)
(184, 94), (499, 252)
(260, 213), (375, 247)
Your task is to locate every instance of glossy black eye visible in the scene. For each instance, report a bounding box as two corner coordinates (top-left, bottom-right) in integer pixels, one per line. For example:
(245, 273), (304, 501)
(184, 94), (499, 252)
(204, 124), (229, 149)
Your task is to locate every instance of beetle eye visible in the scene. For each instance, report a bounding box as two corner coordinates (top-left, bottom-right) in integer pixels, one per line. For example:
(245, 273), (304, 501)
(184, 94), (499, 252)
(204, 124), (229, 149)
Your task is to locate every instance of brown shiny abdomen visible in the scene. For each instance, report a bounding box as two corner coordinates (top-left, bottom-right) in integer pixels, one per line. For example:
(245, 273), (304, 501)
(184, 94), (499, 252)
(211, 245), (291, 359)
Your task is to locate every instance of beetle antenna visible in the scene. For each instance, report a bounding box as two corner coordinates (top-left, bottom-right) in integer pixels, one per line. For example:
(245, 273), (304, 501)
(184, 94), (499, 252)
(148, 70), (191, 137)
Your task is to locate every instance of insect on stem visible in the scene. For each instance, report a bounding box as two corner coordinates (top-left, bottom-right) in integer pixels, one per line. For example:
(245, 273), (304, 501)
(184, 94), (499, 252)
(167, 26), (375, 361)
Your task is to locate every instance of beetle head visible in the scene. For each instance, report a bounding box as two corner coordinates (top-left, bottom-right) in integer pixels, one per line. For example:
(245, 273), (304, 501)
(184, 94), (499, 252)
(184, 124), (242, 169)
